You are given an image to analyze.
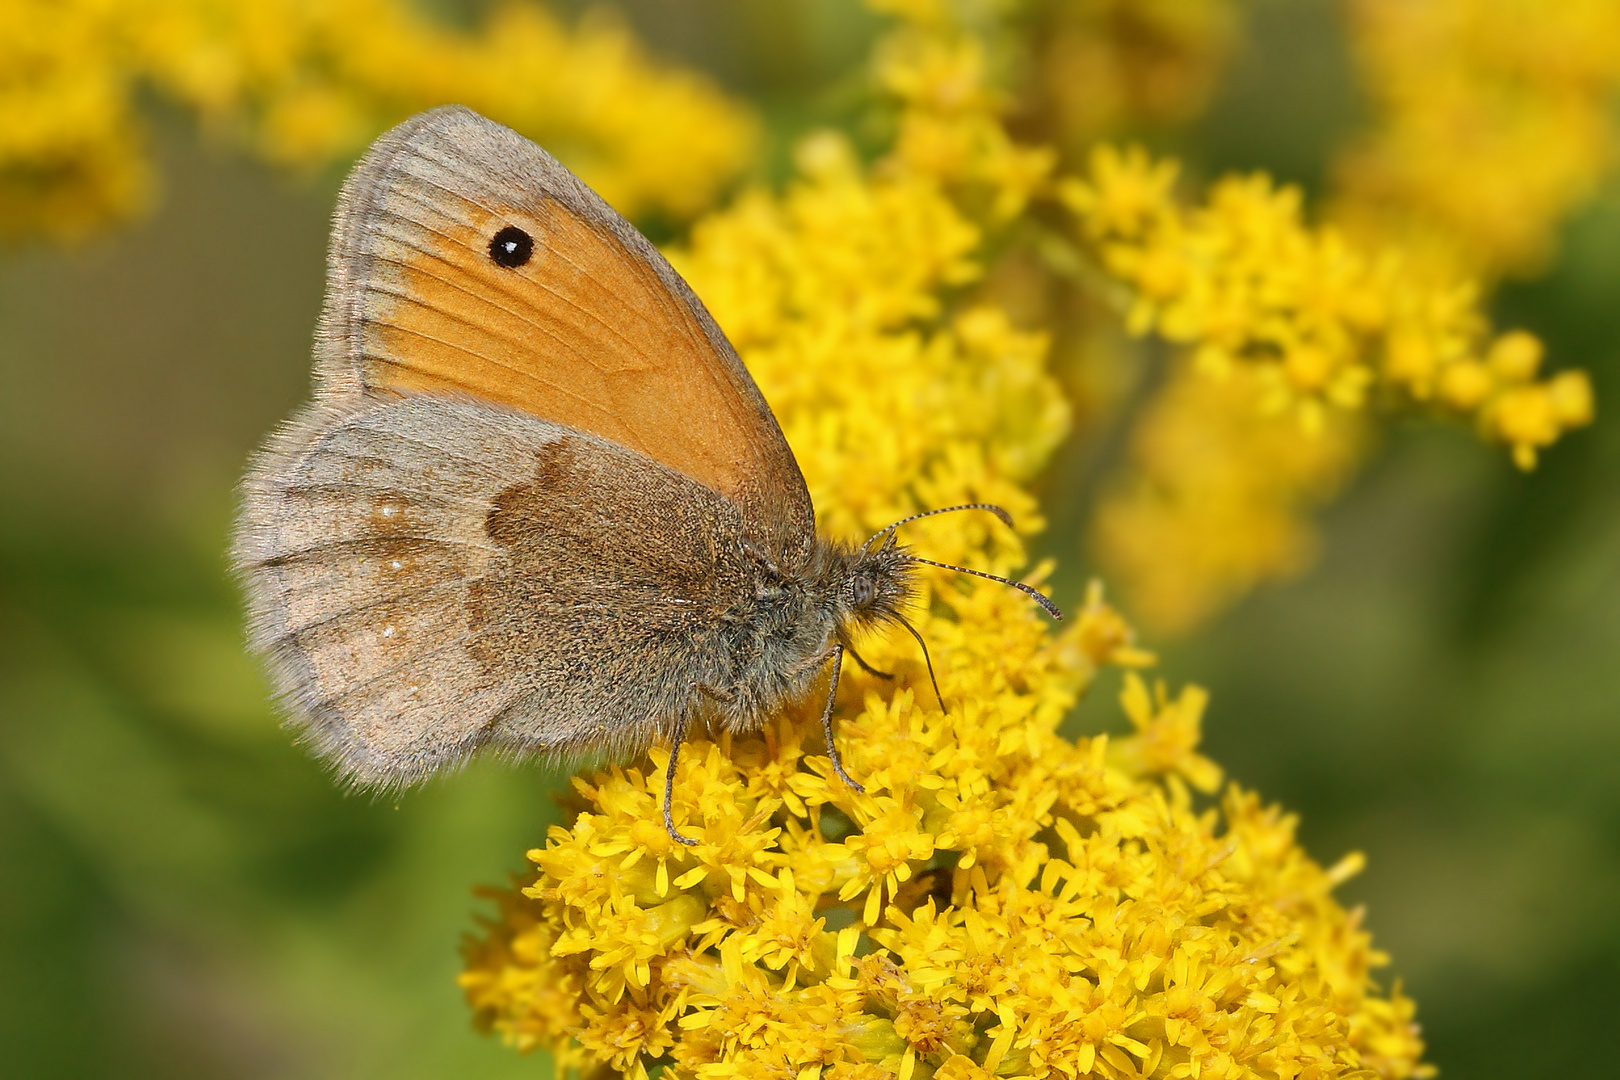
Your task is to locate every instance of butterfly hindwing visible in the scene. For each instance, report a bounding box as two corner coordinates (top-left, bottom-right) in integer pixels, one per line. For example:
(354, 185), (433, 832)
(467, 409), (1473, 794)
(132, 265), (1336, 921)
(235, 395), (758, 783)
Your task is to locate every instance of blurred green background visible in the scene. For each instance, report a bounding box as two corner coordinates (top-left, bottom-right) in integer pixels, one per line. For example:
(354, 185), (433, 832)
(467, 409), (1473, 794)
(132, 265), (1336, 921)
(2, 2), (1616, 1077)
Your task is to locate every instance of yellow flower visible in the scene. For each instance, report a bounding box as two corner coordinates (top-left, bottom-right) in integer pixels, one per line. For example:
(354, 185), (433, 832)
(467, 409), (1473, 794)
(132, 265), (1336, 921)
(1061, 144), (1179, 242)
(1028, 0), (1248, 148)
(670, 134), (1064, 554)
(1064, 144), (1590, 458)
(0, 0), (154, 241)
(1073, 579), (1157, 670)
(1110, 672), (1223, 794)
(1487, 370), (1598, 470)
(1058, 135), (1592, 627)
(874, 21), (1056, 221)
(0, 0), (755, 240)
(464, 640), (1429, 1078)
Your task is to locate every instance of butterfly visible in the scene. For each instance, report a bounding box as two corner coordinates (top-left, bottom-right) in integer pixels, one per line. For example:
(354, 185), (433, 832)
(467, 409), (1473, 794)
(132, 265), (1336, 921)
(232, 106), (1058, 844)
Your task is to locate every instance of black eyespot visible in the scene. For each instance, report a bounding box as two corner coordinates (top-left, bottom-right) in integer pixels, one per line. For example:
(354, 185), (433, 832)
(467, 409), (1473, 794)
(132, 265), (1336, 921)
(851, 574), (875, 608)
(488, 225), (533, 268)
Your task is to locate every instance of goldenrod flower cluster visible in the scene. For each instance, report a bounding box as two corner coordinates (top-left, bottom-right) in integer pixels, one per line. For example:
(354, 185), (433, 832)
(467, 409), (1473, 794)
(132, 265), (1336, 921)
(462, 582), (1430, 1079)
(842, 1), (1595, 631)
(871, 10), (1055, 224)
(2, 2), (1583, 1071)
(1058, 130), (1592, 624)
(6, 0), (1599, 633)
(1000, 0), (1601, 628)
(0, 0), (754, 241)
(675, 135), (1066, 556)
(1063, 145), (1594, 468)
(461, 11), (1431, 1078)
(1063, 137), (1593, 625)
(1337, 0), (1620, 278)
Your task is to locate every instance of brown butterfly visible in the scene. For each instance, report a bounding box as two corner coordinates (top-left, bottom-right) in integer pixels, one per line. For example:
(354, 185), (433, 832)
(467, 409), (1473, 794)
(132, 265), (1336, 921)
(232, 106), (1058, 844)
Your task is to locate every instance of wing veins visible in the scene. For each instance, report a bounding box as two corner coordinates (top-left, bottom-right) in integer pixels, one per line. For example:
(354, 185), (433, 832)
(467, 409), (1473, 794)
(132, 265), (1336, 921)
(362, 272), (634, 383)
(367, 214), (655, 364)
(362, 326), (613, 421)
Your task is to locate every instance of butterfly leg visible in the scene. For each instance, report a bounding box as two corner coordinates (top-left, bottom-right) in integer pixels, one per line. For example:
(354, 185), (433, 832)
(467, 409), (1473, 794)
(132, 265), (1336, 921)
(819, 645), (866, 794)
(841, 639), (895, 680)
(663, 725), (701, 847)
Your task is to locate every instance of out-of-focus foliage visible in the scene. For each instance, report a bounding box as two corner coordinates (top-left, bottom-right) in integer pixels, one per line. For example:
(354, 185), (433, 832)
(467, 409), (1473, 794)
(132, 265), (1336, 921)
(0, 0), (756, 241)
(2, 1), (1618, 1079)
(1028, 0), (1248, 148)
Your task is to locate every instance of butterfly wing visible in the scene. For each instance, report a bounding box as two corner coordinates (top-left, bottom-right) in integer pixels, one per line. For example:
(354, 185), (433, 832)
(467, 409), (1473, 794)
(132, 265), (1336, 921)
(235, 395), (755, 783)
(315, 105), (812, 562)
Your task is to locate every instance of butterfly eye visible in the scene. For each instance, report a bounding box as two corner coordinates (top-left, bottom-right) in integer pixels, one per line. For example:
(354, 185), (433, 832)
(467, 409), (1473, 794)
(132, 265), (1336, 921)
(488, 225), (533, 268)
(851, 574), (875, 608)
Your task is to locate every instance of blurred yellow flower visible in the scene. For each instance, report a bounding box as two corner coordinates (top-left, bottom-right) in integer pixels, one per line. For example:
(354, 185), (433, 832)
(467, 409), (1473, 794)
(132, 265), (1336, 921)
(1027, 0), (1248, 149)
(1091, 364), (1365, 634)
(1337, 0), (1620, 278)
(875, 27), (1056, 221)
(0, 0), (756, 241)
(1062, 144), (1591, 460)
(1061, 139), (1591, 626)
(11, 0), (1592, 637)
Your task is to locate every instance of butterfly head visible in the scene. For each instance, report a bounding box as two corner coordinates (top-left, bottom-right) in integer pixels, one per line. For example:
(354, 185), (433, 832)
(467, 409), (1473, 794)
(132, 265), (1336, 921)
(847, 503), (1065, 628)
(838, 533), (915, 633)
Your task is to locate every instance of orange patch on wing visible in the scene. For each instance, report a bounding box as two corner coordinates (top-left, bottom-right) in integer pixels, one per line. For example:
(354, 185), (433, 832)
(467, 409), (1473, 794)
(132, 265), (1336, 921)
(360, 196), (758, 503)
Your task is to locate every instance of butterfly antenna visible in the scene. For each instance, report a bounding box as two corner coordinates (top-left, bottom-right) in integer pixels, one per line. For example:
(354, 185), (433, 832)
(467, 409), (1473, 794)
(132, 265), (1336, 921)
(862, 503), (1014, 551)
(905, 556), (1064, 620)
(895, 613), (946, 712)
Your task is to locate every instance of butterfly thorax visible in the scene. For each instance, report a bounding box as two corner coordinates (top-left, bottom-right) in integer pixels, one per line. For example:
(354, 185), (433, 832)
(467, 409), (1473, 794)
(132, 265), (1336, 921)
(707, 535), (915, 734)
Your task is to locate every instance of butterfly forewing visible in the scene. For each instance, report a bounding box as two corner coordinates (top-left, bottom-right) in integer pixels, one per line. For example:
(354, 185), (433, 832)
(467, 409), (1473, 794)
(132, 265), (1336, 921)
(316, 105), (812, 561)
